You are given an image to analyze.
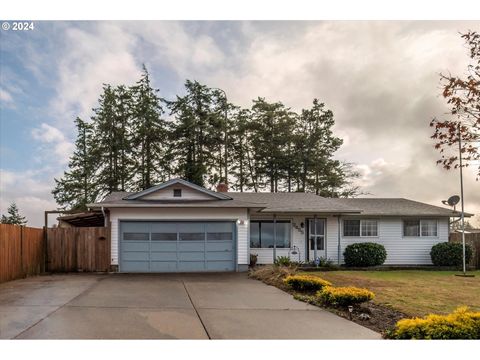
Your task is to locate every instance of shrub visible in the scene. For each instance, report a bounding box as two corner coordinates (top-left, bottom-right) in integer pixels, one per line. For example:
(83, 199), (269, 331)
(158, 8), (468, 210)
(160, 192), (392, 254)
(274, 256), (292, 267)
(430, 242), (473, 267)
(387, 307), (480, 339)
(317, 286), (375, 306)
(250, 253), (258, 267)
(343, 242), (387, 267)
(284, 274), (332, 292)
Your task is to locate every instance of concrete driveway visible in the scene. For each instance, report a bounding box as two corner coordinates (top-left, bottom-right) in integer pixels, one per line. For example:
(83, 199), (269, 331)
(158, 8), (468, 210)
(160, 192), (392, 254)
(0, 273), (380, 339)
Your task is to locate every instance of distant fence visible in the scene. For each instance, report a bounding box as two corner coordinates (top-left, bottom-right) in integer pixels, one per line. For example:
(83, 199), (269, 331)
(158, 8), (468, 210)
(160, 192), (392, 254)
(46, 227), (110, 272)
(449, 232), (480, 269)
(0, 224), (45, 283)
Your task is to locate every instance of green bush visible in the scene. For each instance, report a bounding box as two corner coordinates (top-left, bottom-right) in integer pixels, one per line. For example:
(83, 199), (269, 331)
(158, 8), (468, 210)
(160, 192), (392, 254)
(343, 242), (387, 267)
(274, 256), (292, 267)
(430, 242), (473, 267)
(284, 274), (332, 292)
(317, 286), (375, 306)
(387, 307), (480, 339)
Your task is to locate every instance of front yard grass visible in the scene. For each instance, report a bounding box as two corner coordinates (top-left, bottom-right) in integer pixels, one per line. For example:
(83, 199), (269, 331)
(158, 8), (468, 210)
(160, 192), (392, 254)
(303, 270), (480, 317)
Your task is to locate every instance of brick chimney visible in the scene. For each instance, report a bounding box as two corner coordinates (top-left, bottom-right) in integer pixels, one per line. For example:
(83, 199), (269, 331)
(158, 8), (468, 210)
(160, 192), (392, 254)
(216, 183), (228, 192)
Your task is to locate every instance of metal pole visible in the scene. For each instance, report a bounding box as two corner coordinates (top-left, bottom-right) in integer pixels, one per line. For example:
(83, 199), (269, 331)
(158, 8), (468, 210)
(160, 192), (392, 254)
(458, 124), (466, 275)
(273, 214), (277, 263)
(314, 215), (318, 262)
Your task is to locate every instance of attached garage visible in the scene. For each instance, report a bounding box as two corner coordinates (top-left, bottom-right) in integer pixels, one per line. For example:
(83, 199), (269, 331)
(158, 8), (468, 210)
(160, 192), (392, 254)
(119, 221), (236, 272)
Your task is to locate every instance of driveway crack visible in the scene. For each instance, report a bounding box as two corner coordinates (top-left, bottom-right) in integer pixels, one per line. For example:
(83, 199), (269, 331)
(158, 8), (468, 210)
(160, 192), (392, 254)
(182, 280), (211, 340)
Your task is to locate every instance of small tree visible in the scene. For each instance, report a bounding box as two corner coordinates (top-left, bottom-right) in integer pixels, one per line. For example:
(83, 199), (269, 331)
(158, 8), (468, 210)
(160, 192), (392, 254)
(1, 202), (27, 225)
(430, 31), (480, 179)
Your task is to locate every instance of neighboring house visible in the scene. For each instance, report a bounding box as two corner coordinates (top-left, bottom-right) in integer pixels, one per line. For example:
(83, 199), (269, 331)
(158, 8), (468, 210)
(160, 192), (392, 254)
(87, 178), (472, 273)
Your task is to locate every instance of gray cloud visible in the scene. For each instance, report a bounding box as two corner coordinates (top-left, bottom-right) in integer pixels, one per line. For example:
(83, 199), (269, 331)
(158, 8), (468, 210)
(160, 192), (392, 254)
(2, 20), (479, 226)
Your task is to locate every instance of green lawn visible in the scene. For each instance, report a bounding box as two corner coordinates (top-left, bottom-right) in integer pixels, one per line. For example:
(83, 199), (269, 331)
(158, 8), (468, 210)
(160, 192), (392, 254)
(303, 270), (480, 317)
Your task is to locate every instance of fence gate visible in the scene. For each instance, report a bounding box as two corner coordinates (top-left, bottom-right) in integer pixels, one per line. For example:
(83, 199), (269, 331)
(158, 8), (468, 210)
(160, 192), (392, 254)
(47, 227), (110, 272)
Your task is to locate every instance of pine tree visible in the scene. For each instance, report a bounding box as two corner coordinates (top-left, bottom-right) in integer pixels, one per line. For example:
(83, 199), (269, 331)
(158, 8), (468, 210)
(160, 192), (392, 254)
(130, 65), (169, 190)
(52, 117), (98, 210)
(168, 80), (226, 187)
(1, 202), (27, 225)
(91, 84), (135, 196)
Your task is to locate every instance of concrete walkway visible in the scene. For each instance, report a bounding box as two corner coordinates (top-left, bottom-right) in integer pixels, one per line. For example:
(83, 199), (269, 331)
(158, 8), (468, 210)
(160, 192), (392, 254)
(0, 273), (380, 339)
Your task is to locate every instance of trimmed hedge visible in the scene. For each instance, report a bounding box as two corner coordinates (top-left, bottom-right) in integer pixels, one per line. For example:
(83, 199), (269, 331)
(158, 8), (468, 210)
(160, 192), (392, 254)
(387, 307), (480, 339)
(430, 242), (473, 267)
(283, 275), (332, 292)
(343, 242), (387, 267)
(317, 286), (375, 306)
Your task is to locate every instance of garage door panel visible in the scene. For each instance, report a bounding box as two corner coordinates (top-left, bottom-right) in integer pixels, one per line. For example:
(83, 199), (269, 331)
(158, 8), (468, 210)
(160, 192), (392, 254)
(122, 242), (149, 252)
(178, 252), (205, 261)
(150, 252), (177, 261)
(178, 242), (205, 252)
(206, 241), (233, 252)
(120, 221), (235, 273)
(206, 251), (234, 261)
(150, 242), (177, 252)
(178, 261), (205, 272)
(122, 251), (149, 261)
(121, 261), (149, 272)
(206, 261), (235, 271)
(150, 261), (177, 272)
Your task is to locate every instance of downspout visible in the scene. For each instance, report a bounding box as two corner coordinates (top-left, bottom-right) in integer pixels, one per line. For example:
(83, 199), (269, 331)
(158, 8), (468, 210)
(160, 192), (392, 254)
(273, 214), (277, 263)
(337, 215), (341, 265)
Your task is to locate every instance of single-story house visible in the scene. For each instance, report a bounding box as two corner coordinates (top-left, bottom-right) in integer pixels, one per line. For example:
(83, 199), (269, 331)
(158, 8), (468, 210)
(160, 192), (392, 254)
(87, 178), (472, 273)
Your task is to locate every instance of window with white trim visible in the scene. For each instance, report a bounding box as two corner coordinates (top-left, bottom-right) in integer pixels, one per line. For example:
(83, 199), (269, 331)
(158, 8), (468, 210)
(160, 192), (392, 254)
(343, 219), (378, 237)
(250, 220), (291, 248)
(403, 219), (437, 237)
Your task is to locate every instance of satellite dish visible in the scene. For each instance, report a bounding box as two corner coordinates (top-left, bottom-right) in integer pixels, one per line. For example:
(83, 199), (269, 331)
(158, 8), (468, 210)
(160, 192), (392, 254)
(447, 195), (460, 207)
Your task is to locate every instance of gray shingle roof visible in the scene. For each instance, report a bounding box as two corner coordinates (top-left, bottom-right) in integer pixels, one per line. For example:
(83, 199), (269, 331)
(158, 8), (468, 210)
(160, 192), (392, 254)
(332, 198), (471, 217)
(88, 190), (471, 217)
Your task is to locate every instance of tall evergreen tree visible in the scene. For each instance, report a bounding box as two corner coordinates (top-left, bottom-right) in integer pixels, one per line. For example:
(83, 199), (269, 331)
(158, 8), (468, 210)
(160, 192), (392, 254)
(168, 80), (226, 187)
(1, 202), (27, 225)
(52, 117), (98, 210)
(131, 65), (169, 190)
(249, 98), (295, 192)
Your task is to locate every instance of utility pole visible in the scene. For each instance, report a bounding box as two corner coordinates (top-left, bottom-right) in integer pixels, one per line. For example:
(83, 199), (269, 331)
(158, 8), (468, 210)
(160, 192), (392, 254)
(458, 124), (466, 276)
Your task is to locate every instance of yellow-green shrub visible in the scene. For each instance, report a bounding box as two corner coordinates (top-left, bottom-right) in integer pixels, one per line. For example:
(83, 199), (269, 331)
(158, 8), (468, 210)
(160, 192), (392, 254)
(317, 286), (375, 306)
(387, 307), (480, 339)
(284, 275), (332, 292)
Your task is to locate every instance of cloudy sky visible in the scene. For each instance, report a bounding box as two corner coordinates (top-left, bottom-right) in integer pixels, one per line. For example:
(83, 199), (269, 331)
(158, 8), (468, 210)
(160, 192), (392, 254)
(1, 21), (479, 227)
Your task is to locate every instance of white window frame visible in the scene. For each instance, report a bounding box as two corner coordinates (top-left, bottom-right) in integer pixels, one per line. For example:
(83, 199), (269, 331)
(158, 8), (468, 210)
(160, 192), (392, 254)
(403, 219), (438, 237)
(343, 219), (378, 238)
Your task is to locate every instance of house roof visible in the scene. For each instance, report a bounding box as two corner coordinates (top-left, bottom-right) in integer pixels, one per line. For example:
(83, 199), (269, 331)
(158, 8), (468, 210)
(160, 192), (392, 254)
(332, 198), (472, 217)
(86, 180), (471, 217)
(226, 192), (361, 214)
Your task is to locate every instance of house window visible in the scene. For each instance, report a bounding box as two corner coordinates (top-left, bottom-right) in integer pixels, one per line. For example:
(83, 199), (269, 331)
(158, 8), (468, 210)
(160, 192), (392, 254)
(343, 219), (378, 237)
(250, 220), (291, 249)
(403, 220), (437, 237)
(173, 189), (182, 197)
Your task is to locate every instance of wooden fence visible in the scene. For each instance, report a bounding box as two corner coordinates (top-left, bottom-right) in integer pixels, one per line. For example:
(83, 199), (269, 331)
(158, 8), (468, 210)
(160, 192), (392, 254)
(449, 232), (480, 269)
(46, 227), (110, 272)
(0, 224), (45, 283)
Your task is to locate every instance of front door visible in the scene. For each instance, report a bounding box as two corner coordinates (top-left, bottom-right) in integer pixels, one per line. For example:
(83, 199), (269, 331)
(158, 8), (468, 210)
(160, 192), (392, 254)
(307, 218), (326, 262)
